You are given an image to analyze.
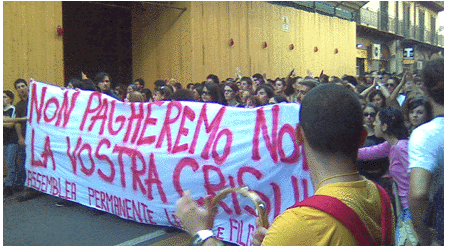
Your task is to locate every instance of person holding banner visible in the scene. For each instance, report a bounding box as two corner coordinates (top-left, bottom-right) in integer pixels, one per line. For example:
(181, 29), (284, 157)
(94, 72), (121, 101)
(14, 79), (44, 201)
(175, 84), (394, 246)
(3, 90), (19, 197)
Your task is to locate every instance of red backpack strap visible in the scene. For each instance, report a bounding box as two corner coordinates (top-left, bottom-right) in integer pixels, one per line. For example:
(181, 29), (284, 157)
(289, 195), (378, 245)
(374, 183), (393, 246)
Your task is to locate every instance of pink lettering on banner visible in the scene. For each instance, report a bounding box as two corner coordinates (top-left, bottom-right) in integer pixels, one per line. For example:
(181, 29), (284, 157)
(156, 101), (183, 152)
(107, 100), (126, 135)
(66, 136), (83, 175)
(123, 102), (145, 143)
(28, 81), (308, 246)
(43, 97), (59, 122)
(31, 129), (56, 170)
(29, 85), (80, 127)
(55, 90), (80, 127)
(164, 208), (182, 228)
(172, 105), (196, 154)
(79, 92), (103, 131)
(145, 153), (167, 203)
(229, 218), (255, 246)
(203, 165), (233, 215)
(87, 187), (156, 224)
(29, 84), (47, 124)
(136, 102), (161, 146)
(216, 227), (225, 240)
(237, 166), (271, 218)
(95, 138), (115, 183)
(189, 104), (227, 163)
(26, 171), (77, 200)
(252, 106), (279, 163)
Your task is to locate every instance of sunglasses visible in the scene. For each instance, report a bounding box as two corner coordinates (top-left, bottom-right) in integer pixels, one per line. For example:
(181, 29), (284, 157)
(363, 112), (376, 117)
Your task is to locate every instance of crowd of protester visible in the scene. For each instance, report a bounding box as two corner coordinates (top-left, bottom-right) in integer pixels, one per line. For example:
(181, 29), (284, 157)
(3, 57), (443, 245)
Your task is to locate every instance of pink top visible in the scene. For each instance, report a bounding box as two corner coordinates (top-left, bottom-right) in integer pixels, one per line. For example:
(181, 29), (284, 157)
(358, 140), (410, 209)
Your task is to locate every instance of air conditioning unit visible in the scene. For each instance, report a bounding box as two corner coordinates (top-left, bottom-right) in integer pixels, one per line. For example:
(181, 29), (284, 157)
(372, 44), (381, 60)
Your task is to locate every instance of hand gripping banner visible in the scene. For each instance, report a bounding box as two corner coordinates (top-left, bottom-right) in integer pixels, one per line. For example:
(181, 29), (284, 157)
(25, 80), (314, 245)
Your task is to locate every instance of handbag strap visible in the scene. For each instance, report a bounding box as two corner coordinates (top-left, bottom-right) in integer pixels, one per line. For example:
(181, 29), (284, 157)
(288, 182), (393, 245)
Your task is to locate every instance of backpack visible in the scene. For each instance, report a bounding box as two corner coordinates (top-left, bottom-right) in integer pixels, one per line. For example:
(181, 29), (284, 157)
(288, 183), (393, 245)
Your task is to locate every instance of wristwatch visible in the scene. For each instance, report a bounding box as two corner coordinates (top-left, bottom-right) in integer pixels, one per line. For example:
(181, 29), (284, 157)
(191, 229), (214, 246)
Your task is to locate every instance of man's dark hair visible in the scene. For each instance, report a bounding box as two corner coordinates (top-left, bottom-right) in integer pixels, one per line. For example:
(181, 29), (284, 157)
(300, 84), (364, 157)
(174, 82), (182, 90)
(300, 79), (318, 90)
(272, 94), (288, 103)
(154, 80), (166, 89)
(203, 82), (223, 104)
(81, 79), (97, 91)
(67, 78), (83, 88)
(142, 88), (153, 101)
(169, 89), (194, 101)
(241, 77), (253, 87)
(94, 72), (111, 84)
(285, 76), (301, 96)
(14, 79), (28, 88)
(255, 84), (274, 100)
(252, 73), (264, 84)
(330, 77), (343, 84)
(342, 75), (358, 86)
(406, 96), (433, 124)
(155, 86), (172, 99)
(4, 90), (15, 101)
(421, 58), (444, 105)
(207, 74), (220, 84)
(358, 76), (367, 84)
(378, 106), (409, 140)
(368, 90), (386, 108)
(135, 78), (145, 87)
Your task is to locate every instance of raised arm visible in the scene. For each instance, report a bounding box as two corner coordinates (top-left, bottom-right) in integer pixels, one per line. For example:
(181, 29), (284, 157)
(388, 73), (407, 105)
(3, 116), (28, 123)
(360, 79), (376, 98)
(357, 141), (391, 160)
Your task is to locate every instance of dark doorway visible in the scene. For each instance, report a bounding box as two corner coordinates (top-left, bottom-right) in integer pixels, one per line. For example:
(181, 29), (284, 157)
(356, 58), (365, 77)
(62, 2), (132, 87)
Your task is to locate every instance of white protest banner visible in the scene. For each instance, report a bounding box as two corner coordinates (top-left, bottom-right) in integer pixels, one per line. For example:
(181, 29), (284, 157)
(25, 80), (314, 245)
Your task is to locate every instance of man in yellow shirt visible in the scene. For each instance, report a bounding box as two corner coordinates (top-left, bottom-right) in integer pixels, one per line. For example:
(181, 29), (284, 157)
(175, 84), (394, 246)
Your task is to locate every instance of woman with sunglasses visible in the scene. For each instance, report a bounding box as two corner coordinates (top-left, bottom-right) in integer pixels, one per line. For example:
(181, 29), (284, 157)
(357, 104), (391, 182)
(358, 106), (410, 244)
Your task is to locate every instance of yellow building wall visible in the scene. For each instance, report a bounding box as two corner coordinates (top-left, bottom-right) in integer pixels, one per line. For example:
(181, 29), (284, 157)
(3, 1), (64, 103)
(132, 1), (356, 87)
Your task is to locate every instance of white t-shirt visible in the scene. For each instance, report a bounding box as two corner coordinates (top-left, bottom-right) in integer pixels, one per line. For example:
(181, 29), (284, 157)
(408, 117), (444, 199)
(397, 94), (406, 106)
(408, 117), (444, 172)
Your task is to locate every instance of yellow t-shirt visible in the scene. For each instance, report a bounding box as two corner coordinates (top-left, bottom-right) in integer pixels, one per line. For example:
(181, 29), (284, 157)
(262, 178), (394, 246)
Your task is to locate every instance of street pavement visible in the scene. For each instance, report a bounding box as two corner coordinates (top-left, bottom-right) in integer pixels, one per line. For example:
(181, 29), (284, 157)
(3, 190), (192, 246)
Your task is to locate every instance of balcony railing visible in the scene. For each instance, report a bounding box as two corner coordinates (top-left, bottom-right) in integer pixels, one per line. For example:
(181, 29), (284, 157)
(357, 8), (444, 47)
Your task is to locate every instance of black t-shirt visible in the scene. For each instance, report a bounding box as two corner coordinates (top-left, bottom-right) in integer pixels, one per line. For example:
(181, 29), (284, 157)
(357, 135), (390, 180)
(15, 98), (28, 139)
(3, 107), (18, 144)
